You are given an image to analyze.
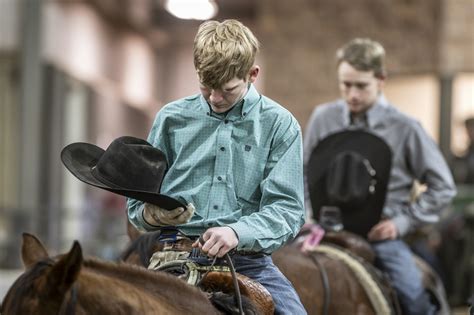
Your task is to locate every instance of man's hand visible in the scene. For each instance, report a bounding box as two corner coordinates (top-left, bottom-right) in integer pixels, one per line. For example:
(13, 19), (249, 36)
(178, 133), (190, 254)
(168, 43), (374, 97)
(192, 226), (239, 258)
(143, 203), (195, 226)
(367, 219), (398, 241)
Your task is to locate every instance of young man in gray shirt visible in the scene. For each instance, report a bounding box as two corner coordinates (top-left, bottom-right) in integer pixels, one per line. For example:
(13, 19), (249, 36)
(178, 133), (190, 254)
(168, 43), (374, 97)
(304, 38), (456, 315)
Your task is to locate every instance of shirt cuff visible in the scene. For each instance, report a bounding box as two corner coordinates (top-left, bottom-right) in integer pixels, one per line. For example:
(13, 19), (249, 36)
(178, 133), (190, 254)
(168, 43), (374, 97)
(136, 204), (162, 231)
(391, 214), (411, 237)
(226, 221), (255, 251)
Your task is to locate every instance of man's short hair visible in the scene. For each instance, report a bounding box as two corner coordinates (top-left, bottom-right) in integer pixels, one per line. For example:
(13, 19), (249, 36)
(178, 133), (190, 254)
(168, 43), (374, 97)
(336, 38), (386, 79)
(193, 19), (260, 89)
(465, 117), (474, 129)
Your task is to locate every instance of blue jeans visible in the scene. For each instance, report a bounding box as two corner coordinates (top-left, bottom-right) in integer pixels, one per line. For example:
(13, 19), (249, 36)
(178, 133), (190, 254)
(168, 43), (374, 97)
(372, 239), (436, 315)
(232, 254), (307, 315)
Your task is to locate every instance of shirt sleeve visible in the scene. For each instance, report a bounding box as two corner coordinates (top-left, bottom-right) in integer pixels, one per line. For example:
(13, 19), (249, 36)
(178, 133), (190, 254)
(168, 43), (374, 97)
(227, 118), (306, 253)
(302, 107), (322, 221)
(394, 122), (457, 235)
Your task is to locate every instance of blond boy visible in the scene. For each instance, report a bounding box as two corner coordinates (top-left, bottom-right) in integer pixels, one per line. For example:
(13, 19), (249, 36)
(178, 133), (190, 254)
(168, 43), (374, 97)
(128, 20), (306, 314)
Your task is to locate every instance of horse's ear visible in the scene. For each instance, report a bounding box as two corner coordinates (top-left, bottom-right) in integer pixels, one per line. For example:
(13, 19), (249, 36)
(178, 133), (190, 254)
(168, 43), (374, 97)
(48, 241), (82, 292)
(21, 233), (49, 268)
(127, 219), (143, 241)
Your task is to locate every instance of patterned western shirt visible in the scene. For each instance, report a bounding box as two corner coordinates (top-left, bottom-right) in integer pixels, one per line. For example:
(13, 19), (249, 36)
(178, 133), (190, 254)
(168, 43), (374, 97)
(128, 84), (305, 253)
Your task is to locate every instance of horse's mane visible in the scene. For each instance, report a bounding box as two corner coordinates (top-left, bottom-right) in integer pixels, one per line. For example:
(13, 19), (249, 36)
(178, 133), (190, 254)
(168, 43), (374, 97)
(119, 231), (161, 266)
(1, 260), (54, 314)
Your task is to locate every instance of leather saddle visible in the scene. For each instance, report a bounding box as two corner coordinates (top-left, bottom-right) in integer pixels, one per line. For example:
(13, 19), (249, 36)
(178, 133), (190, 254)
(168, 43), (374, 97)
(147, 230), (274, 315)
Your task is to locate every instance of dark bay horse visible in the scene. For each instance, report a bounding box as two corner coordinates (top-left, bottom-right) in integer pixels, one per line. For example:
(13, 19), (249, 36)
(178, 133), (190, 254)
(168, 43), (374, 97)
(121, 224), (449, 315)
(0, 233), (259, 315)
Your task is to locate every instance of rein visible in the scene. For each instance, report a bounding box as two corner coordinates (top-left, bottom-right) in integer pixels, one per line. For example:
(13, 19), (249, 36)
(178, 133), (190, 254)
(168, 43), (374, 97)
(197, 236), (244, 315)
(60, 284), (77, 315)
(224, 253), (244, 315)
(307, 253), (330, 315)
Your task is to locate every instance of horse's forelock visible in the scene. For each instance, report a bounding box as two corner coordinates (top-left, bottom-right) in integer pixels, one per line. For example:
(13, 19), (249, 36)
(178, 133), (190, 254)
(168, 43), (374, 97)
(1, 259), (54, 314)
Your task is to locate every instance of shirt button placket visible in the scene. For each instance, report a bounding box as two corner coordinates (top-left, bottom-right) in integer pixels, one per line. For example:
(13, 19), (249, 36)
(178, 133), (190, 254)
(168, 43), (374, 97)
(210, 119), (230, 214)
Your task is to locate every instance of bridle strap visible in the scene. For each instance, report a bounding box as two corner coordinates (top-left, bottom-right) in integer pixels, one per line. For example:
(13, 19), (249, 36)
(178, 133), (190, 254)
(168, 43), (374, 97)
(59, 284), (77, 315)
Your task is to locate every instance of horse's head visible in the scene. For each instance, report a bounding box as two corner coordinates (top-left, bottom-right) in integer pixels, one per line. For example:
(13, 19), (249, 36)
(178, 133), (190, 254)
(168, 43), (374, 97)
(1, 233), (82, 315)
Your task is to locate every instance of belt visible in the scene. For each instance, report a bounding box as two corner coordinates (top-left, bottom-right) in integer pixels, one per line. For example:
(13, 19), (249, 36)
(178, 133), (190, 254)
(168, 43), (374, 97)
(162, 239), (266, 257)
(157, 228), (267, 257)
(233, 251), (267, 257)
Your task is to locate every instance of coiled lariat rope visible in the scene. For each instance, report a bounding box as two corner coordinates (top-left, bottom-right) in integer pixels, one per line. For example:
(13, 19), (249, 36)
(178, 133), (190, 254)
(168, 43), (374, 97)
(313, 244), (391, 315)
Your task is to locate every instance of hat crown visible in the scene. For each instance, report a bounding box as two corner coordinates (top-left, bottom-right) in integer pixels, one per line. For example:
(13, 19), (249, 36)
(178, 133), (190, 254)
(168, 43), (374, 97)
(326, 151), (374, 207)
(93, 137), (166, 192)
(61, 136), (185, 210)
(306, 130), (392, 237)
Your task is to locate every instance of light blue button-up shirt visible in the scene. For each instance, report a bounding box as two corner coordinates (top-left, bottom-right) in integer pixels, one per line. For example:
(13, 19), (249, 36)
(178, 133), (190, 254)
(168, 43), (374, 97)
(128, 84), (305, 253)
(304, 95), (456, 236)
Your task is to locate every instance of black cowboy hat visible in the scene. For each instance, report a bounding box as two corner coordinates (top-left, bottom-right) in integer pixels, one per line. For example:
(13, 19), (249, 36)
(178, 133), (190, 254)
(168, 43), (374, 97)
(307, 130), (392, 237)
(61, 136), (185, 210)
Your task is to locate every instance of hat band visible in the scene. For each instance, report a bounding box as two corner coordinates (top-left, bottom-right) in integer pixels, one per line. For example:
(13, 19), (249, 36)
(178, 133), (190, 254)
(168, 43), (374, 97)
(362, 159), (377, 194)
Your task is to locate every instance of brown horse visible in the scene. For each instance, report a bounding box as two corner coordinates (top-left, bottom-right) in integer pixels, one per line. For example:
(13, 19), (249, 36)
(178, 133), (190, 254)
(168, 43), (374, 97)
(0, 233), (259, 315)
(121, 224), (449, 315)
(273, 244), (391, 315)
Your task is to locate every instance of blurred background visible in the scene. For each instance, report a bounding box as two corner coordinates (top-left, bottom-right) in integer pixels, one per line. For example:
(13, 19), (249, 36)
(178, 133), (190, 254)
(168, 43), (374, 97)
(0, 0), (473, 310)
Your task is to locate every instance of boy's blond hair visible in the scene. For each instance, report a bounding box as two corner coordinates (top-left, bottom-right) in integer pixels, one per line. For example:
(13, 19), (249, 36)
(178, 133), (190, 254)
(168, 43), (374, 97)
(193, 19), (260, 89)
(337, 38), (386, 79)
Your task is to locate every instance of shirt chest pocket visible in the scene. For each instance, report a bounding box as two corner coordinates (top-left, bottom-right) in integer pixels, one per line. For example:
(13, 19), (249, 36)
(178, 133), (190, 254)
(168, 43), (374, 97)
(232, 144), (270, 201)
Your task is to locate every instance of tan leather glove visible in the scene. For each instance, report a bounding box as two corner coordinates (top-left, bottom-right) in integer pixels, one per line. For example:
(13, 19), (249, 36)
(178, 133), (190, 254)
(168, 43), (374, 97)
(143, 202), (195, 226)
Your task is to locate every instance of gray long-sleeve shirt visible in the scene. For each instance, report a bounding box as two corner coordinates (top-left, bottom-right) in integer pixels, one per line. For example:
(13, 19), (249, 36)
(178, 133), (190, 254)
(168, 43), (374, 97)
(304, 95), (457, 236)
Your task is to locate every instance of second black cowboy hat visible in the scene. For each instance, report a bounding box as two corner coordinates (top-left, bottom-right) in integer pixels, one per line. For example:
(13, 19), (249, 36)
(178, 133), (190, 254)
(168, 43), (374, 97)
(307, 130), (392, 237)
(61, 136), (185, 210)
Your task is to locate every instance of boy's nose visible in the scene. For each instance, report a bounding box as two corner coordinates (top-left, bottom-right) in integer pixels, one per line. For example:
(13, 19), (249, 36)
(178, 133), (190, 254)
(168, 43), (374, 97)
(210, 90), (224, 103)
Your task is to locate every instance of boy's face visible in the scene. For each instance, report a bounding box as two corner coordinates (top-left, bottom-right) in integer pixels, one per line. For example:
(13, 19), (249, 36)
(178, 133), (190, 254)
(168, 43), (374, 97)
(200, 66), (259, 114)
(338, 61), (384, 115)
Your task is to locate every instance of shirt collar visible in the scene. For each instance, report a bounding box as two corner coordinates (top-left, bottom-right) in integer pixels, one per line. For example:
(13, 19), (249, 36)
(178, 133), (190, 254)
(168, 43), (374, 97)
(366, 94), (389, 128)
(342, 93), (388, 128)
(199, 84), (260, 121)
(241, 83), (260, 118)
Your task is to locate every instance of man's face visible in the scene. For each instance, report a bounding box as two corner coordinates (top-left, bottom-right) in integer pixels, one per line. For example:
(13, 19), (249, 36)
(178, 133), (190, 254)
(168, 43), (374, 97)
(200, 66), (259, 114)
(338, 61), (384, 115)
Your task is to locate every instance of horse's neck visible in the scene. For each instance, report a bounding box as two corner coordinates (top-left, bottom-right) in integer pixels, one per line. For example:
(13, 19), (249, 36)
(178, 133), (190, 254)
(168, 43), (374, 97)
(83, 259), (192, 294)
(78, 259), (219, 315)
(76, 271), (175, 315)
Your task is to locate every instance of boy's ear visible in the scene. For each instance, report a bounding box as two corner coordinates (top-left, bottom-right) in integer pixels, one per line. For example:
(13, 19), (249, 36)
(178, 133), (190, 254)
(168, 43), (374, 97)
(248, 65), (260, 83)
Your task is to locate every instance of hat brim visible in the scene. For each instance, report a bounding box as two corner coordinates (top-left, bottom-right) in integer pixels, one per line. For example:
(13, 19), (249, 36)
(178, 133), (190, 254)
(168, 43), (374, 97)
(307, 130), (392, 237)
(61, 142), (185, 210)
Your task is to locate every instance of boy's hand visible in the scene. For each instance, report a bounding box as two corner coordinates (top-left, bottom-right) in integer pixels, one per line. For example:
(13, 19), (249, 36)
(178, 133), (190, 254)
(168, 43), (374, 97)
(193, 226), (239, 258)
(143, 203), (195, 226)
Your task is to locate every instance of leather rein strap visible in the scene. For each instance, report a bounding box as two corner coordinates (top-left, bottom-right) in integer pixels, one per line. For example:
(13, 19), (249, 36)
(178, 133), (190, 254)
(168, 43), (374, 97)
(198, 236), (244, 315)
